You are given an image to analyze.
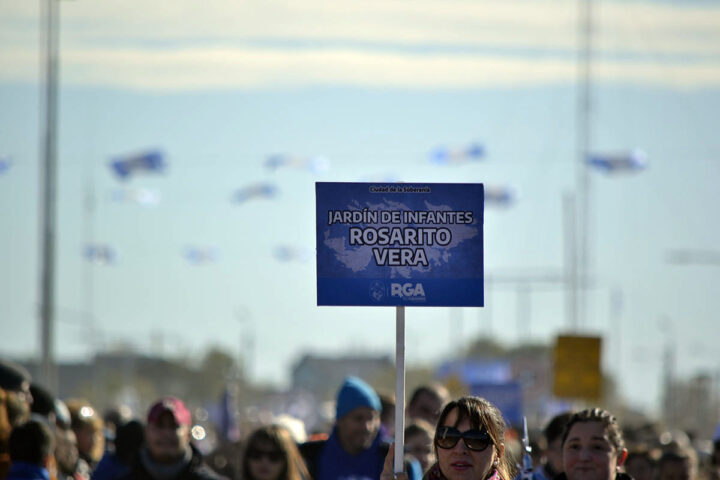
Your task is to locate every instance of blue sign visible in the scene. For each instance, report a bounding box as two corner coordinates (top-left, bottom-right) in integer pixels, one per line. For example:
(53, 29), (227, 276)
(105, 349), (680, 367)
(316, 182), (484, 306)
(470, 382), (524, 426)
(436, 360), (512, 384)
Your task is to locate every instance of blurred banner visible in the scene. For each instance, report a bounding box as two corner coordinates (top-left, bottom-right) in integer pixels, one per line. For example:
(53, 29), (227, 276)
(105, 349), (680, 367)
(436, 359), (512, 384)
(436, 360), (522, 425)
(553, 335), (602, 400)
(470, 382), (524, 426)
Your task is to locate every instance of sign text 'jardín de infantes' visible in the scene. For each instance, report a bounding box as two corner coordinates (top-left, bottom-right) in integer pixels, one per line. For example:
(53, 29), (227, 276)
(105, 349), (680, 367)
(316, 182), (484, 306)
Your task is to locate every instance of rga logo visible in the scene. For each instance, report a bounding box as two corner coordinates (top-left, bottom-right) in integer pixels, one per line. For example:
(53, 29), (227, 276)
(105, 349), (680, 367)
(391, 282), (426, 301)
(369, 281), (386, 302)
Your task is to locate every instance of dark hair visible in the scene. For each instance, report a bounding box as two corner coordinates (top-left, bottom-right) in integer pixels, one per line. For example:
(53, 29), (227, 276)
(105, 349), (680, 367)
(29, 384), (55, 417)
(409, 384), (449, 408)
(562, 408), (625, 453)
(379, 392), (395, 425)
(625, 448), (656, 466)
(241, 425), (309, 480)
(405, 419), (434, 439)
(435, 396), (515, 480)
(10, 419), (54, 465)
(115, 419), (145, 463)
(658, 449), (695, 475)
(544, 412), (572, 445)
(0, 359), (31, 391)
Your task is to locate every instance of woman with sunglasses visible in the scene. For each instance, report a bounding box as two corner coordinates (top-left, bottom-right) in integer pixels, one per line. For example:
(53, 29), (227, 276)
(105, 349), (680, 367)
(240, 425), (310, 480)
(382, 396), (514, 480)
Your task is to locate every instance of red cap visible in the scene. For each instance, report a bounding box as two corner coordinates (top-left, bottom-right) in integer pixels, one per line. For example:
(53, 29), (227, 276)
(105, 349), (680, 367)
(147, 396), (192, 427)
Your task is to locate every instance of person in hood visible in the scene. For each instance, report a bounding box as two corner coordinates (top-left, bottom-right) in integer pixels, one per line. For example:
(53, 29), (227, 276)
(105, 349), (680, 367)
(300, 377), (420, 480)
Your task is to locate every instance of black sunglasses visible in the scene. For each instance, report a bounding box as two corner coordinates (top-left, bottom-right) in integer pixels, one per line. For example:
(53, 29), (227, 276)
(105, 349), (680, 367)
(247, 448), (284, 463)
(435, 426), (492, 452)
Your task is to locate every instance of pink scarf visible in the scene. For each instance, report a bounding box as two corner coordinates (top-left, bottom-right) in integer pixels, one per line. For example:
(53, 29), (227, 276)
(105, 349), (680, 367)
(424, 463), (502, 480)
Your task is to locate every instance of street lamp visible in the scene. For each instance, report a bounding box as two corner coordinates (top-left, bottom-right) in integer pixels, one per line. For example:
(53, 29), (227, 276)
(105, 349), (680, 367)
(38, 0), (60, 391)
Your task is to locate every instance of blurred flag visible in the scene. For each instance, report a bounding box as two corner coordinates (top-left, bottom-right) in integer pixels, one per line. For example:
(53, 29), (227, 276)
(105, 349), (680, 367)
(437, 359), (513, 384)
(273, 246), (313, 263)
(183, 246), (218, 264)
(217, 387), (240, 442)
(0, 156), (12, 175)
(109, 149), (166, 180)
(83, 244), (116, 265)
(430, 142), (485, 165)
(109, 187), (161, 206)
(587, 149), (648, 174)
(232, 183), (278, 204)
(484, 185), (517, 206)
(264, 154), (330, 174)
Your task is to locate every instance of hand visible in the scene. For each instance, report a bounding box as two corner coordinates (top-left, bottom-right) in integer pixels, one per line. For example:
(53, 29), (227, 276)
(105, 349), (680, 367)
(381, 443), (408, 480)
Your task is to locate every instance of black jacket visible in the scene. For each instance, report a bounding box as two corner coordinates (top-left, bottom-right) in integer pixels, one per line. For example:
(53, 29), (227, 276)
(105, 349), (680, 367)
(554, 472), (633, 480)
(117, 446), (227, 480)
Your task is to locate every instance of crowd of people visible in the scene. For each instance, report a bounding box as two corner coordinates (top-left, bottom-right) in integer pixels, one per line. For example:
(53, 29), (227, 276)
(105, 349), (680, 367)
(1, 358), (718, 480)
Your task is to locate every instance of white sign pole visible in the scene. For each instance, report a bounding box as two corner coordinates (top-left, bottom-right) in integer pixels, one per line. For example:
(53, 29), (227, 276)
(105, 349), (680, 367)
(394, 305), (406, 473)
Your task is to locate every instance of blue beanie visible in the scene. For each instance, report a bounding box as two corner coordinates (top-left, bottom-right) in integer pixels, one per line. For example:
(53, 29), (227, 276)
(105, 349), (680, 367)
(336, 376), (381, 420)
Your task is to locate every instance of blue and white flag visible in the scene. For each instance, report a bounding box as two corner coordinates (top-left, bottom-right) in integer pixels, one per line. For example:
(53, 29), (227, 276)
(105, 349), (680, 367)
(232, 182), (278, 204)
(0, 156), (12, 175)
(430, 143), (485, 165)
(83, 244), (116, 265)
(484, 185), (517, 206)
(183, 246), (218, 264)
(587, 149), (648, 174)
(109, 149), (166, 180)
(109, 187), (161, 206)
(274, 245), (312, 263)
(265, 154), (330, 174)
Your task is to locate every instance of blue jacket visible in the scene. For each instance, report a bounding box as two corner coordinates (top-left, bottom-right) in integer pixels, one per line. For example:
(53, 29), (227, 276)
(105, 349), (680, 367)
(300, 429), (421, 480)
(6, 462), (50, 480)
(92, 453), (130, 480)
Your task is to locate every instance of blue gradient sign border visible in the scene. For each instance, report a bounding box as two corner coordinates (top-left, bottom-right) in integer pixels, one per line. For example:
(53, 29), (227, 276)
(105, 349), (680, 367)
(316, 182), (484, 306)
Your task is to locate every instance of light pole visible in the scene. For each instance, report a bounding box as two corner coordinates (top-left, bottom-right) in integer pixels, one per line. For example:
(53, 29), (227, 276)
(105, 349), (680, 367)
(575, 0), (593, 332)
(235, 308), (254, 383)
(39, 0), (60, 391)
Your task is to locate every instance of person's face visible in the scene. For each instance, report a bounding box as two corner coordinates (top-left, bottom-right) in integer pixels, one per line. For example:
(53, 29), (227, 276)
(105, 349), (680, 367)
(247, 441), (286, 480)
(409, 393), (443, 426)
(562, 421), (624, 480)
(5, 382), (32, 425)
(406, 430), (435, 473)
(436, 408), (501, 480)
(145, 412), (190, 463)
(336, 407), (380, 455)
(544, 437), (564, 476)
(54, 427), (79, 475)
(74, 424), (97, 457)
(659, 460), (692, 480)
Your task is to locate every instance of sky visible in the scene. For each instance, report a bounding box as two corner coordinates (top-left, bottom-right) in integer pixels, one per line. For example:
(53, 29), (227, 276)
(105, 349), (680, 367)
(1, 0), (719, 416)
